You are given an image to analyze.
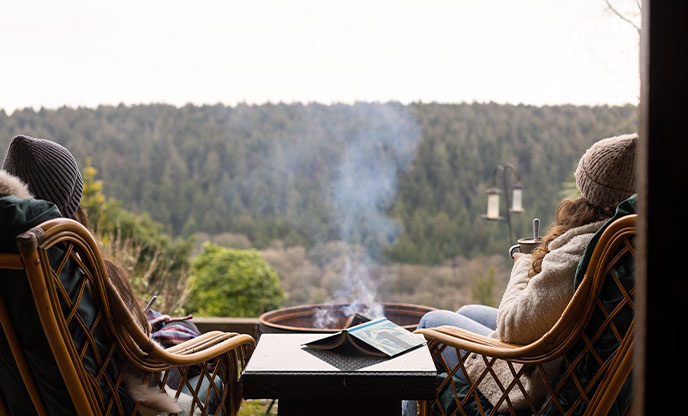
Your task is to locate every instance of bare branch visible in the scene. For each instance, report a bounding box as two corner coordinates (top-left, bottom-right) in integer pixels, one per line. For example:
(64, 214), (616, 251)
(605, 0), (641, 34)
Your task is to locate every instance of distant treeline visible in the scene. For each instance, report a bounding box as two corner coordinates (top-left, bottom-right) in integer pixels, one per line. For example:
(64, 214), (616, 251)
(0, 102), (637, 265)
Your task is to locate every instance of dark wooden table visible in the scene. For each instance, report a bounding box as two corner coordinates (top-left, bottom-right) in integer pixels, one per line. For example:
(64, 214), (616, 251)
(241, 333), (437, 415)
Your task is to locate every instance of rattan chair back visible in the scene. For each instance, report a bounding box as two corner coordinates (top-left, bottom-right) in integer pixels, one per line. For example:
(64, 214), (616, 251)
(0, 218), (254, 416)
(418, 213), (636, 416)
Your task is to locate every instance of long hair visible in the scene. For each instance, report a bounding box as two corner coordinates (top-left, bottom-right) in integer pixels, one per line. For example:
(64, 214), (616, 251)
(73, 206), (151, 336)
(528, 196), (615, 278)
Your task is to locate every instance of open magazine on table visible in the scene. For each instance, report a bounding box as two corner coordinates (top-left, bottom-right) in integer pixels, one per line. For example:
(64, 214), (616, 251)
(302, 317), (426, 358)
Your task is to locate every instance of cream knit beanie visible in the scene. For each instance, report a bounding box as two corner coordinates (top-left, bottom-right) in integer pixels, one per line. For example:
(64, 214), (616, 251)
(574, 133), (637, 209)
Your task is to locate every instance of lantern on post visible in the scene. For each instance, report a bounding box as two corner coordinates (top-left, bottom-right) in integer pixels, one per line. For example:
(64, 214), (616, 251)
(510, 181), (524, 213)
(484, 186), (502, 220)
(482, 163), (523, 243)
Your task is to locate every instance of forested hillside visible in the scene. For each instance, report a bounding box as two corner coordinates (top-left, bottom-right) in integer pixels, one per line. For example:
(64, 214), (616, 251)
(0, 102), (637, 266)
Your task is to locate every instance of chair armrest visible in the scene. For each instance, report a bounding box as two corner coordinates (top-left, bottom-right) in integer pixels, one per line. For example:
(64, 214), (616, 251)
(127, 331), (256, 416)
(416, 326), (527, 359)
(146, 331), (255, 367)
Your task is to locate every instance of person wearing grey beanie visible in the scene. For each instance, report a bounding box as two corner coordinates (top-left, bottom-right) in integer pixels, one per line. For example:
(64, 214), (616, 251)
(0, 135), (213, 415)
(1, 134), (153, 329)
(403, 133), (638, 416)
(2, 134), (83, 218)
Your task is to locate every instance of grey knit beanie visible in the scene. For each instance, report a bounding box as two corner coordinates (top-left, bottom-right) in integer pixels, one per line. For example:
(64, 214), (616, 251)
(2, 135), (83, 218)
(574, 133), (637, 209)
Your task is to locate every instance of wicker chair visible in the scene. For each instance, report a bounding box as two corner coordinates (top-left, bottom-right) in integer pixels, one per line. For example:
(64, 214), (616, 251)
(0, 218), (255, 416)
(416, 213), (636, 416)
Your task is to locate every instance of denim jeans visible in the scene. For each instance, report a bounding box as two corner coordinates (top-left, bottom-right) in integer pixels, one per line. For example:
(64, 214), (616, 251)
(402, 304), (498, 416)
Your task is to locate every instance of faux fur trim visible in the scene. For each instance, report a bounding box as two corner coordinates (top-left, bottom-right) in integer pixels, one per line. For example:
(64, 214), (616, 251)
(123, 371), (182, 414)
(0, 169), (33, 198)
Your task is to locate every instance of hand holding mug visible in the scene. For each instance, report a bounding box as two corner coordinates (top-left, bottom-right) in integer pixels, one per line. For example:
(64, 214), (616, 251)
(509, 237), (541, 258)
(509, 218), (541, 259)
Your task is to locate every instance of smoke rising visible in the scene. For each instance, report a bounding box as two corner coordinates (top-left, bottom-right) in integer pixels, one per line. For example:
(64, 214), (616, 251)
(314, 102), (422, 327)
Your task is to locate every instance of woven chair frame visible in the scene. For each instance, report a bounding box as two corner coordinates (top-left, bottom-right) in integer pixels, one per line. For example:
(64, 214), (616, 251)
(416, 214), (636, 416)
(0, 218), (255, 416)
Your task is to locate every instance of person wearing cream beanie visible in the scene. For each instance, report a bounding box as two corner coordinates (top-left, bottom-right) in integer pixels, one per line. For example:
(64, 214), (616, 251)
(404, 133), (638, 416)
(575, 133), (637, 209)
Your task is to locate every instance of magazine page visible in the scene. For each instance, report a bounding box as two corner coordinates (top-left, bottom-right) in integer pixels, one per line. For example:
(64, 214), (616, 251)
(347, 318), (425, 357)
(304, 331), (347, 349)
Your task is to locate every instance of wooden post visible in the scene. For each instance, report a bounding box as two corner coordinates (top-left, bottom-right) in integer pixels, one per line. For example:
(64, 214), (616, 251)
(636, 1), (688, 413)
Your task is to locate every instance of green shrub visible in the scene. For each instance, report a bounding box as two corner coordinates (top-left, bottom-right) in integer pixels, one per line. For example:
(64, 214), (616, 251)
(185, 243), (285, 317)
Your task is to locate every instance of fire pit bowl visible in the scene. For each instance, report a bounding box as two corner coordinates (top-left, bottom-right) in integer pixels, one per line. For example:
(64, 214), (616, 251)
(258, 302), (437, 334)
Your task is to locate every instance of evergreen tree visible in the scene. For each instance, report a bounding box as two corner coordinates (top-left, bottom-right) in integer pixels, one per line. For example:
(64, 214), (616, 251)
(0, 102), (638, 266)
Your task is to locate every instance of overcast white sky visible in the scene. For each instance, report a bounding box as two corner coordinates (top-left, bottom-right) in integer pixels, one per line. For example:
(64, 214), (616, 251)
(0, 0), (640, 113)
